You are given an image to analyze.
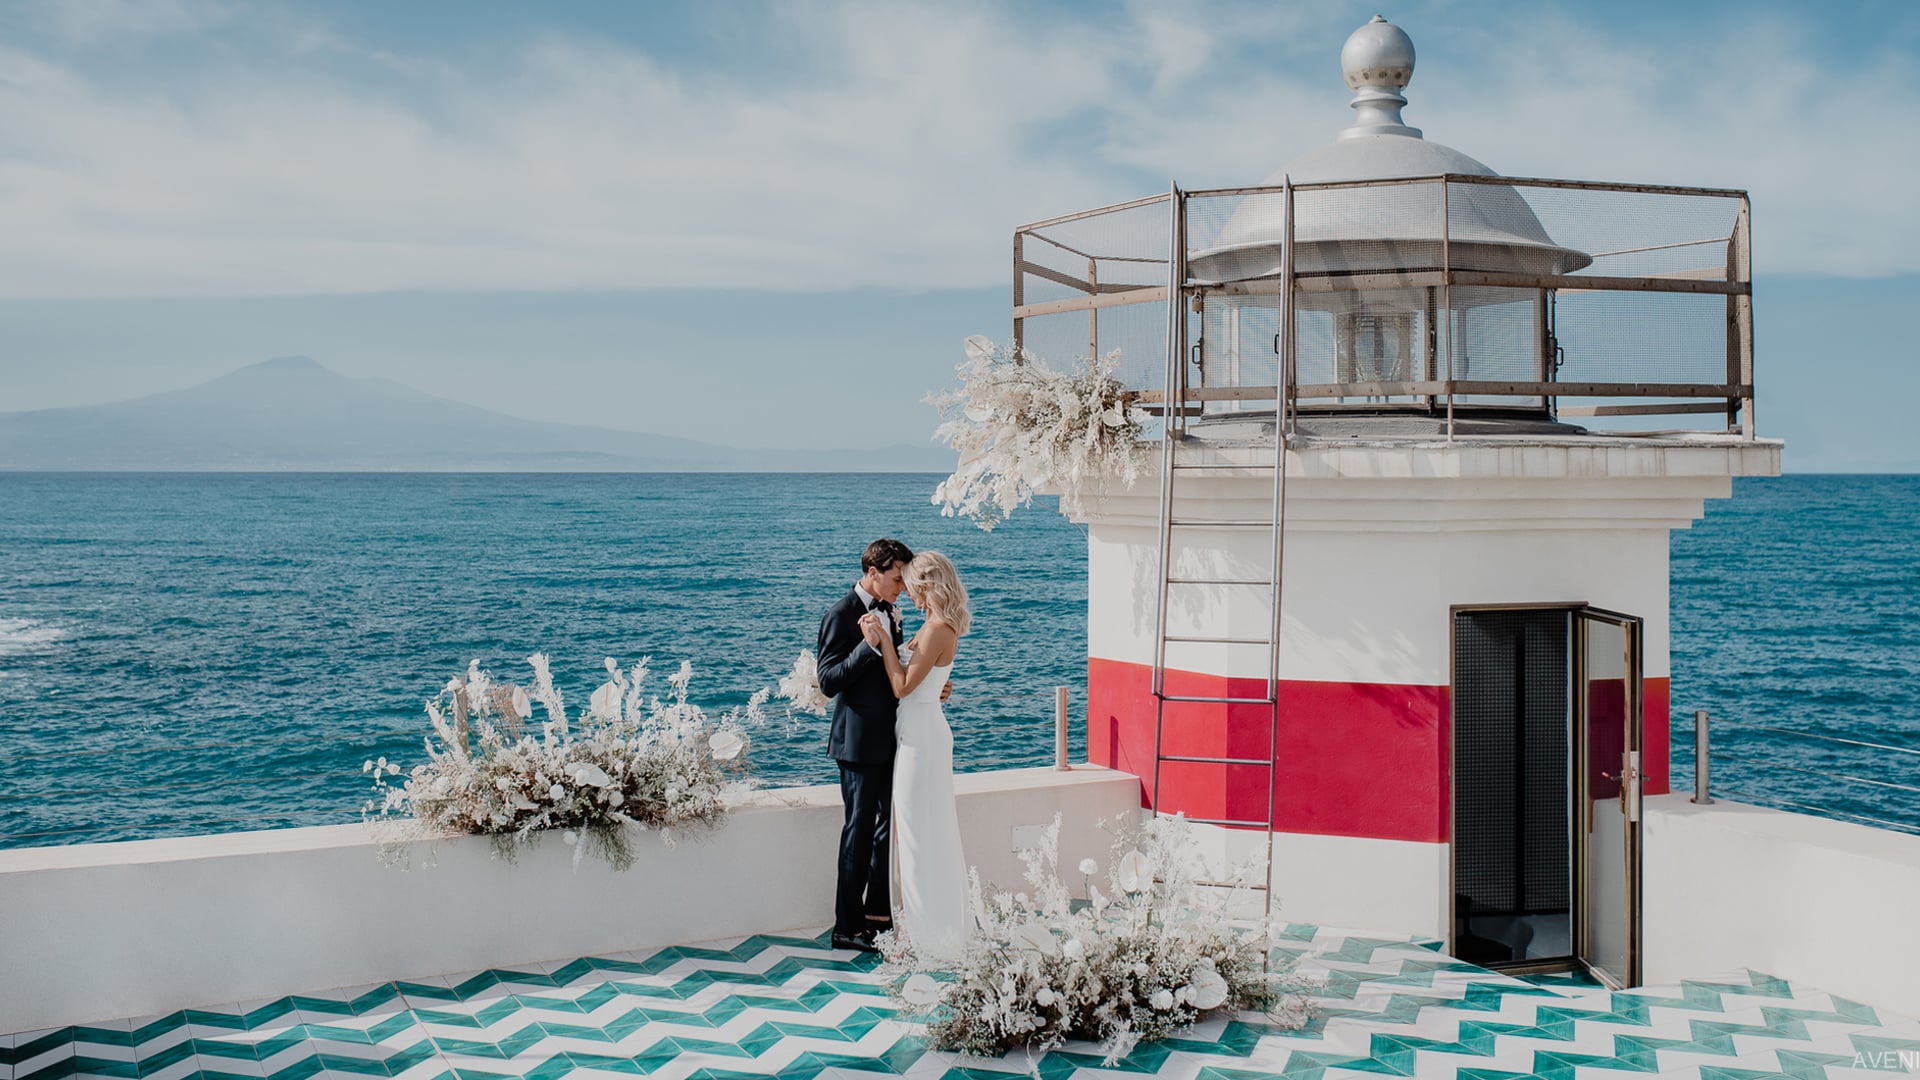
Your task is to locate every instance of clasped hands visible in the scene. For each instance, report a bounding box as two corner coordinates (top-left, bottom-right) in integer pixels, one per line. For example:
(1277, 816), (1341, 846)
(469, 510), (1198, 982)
(858, 611), (952, 703)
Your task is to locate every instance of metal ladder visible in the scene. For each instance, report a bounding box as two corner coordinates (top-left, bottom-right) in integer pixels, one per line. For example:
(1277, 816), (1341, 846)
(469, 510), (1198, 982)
(1147, 183), (1294, 922)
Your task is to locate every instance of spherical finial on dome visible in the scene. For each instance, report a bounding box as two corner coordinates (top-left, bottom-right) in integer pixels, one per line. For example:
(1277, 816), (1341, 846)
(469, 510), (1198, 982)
(1342, 15), (1415, 91)
(1338, 15), (1421, 140)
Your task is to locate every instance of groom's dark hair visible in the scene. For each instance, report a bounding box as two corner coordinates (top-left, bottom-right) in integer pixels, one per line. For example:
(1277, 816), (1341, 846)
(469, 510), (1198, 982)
(862, 538), (914, 573)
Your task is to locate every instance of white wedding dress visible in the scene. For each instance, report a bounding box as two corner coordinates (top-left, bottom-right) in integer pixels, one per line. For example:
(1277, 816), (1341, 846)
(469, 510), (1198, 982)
(893, 654), (972, 963)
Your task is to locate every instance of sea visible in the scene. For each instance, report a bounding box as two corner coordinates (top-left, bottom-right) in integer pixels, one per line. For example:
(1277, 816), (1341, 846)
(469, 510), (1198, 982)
(0, 472), (1914, 848)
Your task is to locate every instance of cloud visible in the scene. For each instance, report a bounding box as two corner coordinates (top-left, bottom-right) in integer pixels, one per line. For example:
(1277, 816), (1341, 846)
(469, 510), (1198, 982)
(0, 1), (1911, 299)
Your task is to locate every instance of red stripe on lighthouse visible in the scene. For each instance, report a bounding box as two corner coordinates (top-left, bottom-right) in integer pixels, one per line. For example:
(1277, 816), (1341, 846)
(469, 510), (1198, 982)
(1086, 659), (1673, 842)
(1087, 657), (1449, 843)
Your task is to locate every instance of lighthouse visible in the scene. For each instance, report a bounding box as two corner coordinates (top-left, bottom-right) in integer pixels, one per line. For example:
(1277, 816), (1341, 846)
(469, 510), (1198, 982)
(1015, 16), (1779, 988)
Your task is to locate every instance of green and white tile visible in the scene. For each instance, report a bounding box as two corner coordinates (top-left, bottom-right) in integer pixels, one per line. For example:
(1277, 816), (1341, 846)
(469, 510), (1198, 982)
(7, 927), (1920, 1080)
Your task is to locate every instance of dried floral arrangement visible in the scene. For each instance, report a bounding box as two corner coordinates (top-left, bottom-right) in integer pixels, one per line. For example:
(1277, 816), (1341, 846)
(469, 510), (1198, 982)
(365, 654), (762, 870)
(929, 336), (1150, 529)
(880, 814), (1316, 1063)
(775, 649), (831, 717)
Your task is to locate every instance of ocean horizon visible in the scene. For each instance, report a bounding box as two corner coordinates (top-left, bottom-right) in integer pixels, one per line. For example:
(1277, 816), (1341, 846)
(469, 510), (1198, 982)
(1, 471), (1914, 847)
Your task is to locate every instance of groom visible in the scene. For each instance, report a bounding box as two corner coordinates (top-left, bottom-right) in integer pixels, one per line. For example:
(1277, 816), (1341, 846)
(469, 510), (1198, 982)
(818, 537), (912, 953)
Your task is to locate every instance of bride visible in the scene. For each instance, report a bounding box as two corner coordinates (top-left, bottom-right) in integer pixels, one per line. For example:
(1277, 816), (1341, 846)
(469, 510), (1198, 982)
(858, 550), (972, 962)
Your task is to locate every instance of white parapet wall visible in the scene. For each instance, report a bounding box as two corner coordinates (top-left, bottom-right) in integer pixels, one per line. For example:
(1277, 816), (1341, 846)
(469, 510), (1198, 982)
(1644, 795), (1920, 1019)
(0, 765), (1140, 1034)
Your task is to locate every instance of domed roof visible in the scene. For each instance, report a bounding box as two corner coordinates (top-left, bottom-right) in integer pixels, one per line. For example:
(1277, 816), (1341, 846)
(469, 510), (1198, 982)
(1188, 16), (1589, 285)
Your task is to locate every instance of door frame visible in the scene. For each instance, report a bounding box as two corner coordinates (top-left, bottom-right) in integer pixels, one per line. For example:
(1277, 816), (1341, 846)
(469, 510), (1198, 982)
(1446, 602), (1644, 986)
(1572, 606), (1645, 989)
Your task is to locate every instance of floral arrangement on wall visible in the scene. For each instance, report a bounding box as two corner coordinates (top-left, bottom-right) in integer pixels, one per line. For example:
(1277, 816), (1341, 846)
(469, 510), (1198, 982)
(929, 336), (1150, 529)
(365, 654), (762, 870)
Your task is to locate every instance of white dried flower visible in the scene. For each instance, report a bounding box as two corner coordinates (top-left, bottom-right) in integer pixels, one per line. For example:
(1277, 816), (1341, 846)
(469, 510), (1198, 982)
(568, 762), (612, 788)
(1078, 858), (1099, 876)
(901, 973), (942, 1006)
(1150, 989), (1174, 1011)
(1190, 966), (1229, 1009)
(708, 730), (745, 761)
(774, 650), (831, 717)
(589, 681), (621, 720)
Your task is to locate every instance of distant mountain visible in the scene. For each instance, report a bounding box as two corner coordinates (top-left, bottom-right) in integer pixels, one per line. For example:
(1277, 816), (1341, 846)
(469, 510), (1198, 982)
(0, 357), (953, 472)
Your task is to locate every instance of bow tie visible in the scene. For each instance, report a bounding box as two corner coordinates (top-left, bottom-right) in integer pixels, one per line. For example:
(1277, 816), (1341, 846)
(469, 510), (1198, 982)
(871, 599), (894, 614)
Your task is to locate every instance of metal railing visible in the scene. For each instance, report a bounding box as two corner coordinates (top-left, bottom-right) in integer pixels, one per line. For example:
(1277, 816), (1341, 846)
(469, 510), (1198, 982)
(1685, 710), (1920, 835)
(1013, 174), (1755, 439)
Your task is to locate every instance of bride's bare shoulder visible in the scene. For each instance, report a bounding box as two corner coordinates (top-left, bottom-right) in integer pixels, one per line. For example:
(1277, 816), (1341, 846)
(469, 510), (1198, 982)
(924, 619), (959, 662)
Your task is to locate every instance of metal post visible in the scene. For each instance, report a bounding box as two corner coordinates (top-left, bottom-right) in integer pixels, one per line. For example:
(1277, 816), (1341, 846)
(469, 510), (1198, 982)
(1441, 176), (1454, 441)
(1151, 184), (1184, 700)
(1054, 687), (1071, 770)
(1692, 710), (1712, 804)
(1012, 231), (1025, 351)
(1088, 256), (1099, 363)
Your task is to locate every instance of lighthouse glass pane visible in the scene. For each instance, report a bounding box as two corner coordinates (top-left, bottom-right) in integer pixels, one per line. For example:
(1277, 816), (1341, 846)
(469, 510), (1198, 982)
(1295, 290), (1432, 405)
(1198, 295), (1280, 412)
(1580, 615), (1635, 988)
(1447, 287), (1546, 407)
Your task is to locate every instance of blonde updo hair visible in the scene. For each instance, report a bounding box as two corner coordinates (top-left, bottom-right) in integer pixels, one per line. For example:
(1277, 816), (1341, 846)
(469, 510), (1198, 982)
(904, 551), (970, 636)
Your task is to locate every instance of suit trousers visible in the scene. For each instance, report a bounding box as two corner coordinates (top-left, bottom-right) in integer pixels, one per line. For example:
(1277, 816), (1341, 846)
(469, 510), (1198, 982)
(835, 758), (893, 935)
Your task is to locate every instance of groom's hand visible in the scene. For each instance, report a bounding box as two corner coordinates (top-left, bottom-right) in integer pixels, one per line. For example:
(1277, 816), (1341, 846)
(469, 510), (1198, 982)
(858, 612), (886, 647)
(940, 680), (952, 703)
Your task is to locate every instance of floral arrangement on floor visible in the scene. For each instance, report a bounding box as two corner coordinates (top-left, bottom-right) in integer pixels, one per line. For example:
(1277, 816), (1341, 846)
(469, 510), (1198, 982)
(364, 654), (764, 870)
(879, 814), (1316, 1064)
(928, 335), (1150, 529)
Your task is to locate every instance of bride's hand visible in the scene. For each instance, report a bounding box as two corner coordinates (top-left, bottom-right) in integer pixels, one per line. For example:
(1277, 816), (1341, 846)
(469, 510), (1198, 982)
(858, 612), (887, 648)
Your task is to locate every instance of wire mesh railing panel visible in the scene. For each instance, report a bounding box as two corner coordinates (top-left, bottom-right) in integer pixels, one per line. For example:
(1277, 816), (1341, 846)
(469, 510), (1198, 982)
(1025, 195), (1172, 264)
(1552, 290), (1734, 385)
(1293, 179), (1449, 275)
(1184, 189), (1290, 284)
(1483, 180), (1745, 284)
(1099, 298), (1174, 392)
(1015, 196), (1172, 389)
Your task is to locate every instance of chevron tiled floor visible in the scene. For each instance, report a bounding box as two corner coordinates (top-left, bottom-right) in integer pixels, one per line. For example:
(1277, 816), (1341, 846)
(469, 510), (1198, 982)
(6, 926), (1918, 1080)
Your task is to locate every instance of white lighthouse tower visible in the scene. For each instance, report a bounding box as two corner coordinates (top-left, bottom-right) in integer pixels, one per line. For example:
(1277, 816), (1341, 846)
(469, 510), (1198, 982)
(1016, 16), (1779, 987)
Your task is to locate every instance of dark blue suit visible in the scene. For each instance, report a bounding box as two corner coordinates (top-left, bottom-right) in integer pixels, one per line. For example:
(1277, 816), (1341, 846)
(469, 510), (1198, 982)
(818, 588), (902, 936)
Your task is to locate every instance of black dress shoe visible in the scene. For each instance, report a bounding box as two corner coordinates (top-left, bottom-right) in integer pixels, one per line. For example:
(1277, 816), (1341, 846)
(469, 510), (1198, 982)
(831, 931), (880, 954)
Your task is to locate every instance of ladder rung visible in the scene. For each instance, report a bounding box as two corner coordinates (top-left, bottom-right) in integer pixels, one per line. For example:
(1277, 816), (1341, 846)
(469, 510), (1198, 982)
(1163, 634), (1269, 645)
(1157, 753), (1271, 766)
(1171, 461), (1276, 471)
(1170, 519), (1272, 528)
(1158, 695), (1274, 705)
(1166, 577), (1273, 587)
(1184, 816), (1272, 829)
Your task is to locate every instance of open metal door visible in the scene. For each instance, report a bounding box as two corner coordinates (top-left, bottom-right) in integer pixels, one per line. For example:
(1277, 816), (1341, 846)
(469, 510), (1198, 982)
(1574, 608), (1643, 988)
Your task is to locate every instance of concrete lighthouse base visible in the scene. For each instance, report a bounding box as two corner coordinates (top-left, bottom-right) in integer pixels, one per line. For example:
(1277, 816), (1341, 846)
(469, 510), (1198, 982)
(1071, 432), (1779, 942)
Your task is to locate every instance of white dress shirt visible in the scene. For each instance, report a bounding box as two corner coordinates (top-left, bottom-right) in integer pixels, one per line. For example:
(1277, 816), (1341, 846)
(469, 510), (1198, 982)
(853, 582), (896, 658)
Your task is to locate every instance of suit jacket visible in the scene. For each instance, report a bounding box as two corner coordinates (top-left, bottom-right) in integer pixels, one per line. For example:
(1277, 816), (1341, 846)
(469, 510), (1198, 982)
(818, 588), (904, 764)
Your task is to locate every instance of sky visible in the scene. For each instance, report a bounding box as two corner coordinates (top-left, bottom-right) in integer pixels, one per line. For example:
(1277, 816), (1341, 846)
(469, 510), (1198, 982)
(0, 0), (1914, 469)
